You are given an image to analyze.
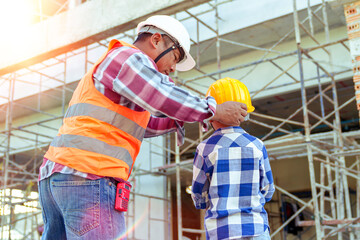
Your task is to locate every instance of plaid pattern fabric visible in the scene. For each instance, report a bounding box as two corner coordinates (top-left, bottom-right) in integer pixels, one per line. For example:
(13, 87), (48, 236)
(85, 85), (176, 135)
(191, 126), (275, 239)
(93, 44), (216, 126)
(39, 43), (216, 182)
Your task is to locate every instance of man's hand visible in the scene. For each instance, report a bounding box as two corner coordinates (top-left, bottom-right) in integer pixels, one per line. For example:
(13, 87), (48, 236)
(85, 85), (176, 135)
(211, 101), (247, 126)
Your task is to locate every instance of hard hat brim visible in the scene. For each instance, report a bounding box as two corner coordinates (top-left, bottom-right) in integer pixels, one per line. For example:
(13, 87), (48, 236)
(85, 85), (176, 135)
(176, 51), (195, 71)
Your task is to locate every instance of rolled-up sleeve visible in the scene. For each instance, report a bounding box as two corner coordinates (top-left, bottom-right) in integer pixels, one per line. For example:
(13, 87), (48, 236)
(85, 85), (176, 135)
(259, 146), (275, 202)
(191, 150), (211, 209)
(96, 47), (216, 123)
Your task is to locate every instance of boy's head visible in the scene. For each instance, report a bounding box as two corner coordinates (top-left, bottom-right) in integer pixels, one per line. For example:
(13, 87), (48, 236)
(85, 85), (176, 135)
(206, 77), (254, 130)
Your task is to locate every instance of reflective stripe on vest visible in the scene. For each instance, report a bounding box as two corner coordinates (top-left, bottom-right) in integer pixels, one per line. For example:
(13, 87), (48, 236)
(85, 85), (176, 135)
(50, 134), (133, 168)
(65, 103), (146, 141)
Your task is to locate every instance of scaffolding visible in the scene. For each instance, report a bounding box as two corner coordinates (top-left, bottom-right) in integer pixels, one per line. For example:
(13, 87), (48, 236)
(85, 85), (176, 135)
(0, 0), (360, 239)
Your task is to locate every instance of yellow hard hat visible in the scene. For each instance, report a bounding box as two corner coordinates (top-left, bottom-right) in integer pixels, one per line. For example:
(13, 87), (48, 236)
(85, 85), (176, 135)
(206, 77), (255, 113)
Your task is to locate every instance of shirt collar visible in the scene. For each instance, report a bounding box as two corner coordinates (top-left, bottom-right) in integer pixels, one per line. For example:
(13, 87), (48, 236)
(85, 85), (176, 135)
(212, 126), (247, 135)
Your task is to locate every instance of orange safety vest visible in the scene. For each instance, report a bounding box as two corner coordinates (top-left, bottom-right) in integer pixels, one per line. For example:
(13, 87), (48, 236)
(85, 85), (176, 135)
(44, 40), (151, 180)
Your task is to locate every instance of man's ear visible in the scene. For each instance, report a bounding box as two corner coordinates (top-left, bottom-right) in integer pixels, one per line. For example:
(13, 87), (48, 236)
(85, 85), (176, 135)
(150, 33), (162, 48)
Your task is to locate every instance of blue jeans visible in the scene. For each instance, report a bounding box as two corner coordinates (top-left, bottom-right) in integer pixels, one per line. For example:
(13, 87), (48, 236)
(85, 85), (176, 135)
(38, 173), (126, 240)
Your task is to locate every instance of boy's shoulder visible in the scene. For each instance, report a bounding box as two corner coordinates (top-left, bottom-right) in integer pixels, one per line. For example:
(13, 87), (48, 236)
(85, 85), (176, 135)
(196, 132), (226, 157)
(197, 129), (265, 155)
(243, 132), (264, 146)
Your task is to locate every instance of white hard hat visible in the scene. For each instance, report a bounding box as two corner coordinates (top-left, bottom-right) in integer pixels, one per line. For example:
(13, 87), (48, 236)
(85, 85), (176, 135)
(137, 15), (196, 71)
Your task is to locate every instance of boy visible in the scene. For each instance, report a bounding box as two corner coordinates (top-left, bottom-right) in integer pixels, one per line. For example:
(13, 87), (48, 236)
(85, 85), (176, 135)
(191, 78), (275, 239)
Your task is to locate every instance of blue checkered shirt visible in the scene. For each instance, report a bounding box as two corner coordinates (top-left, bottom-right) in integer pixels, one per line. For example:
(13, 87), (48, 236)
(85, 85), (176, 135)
(191, 126), (275, 239)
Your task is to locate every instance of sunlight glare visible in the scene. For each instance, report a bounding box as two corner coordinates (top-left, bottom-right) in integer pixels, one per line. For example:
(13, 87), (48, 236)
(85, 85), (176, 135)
(0, 0), (35, 36)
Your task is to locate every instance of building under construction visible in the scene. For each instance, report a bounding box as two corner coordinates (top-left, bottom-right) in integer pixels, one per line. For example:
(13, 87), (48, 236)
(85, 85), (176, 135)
(0, 0), (360, 239)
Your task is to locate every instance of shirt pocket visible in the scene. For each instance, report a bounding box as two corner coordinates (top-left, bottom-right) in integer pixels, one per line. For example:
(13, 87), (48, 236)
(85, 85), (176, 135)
(51, 179), (100, 236)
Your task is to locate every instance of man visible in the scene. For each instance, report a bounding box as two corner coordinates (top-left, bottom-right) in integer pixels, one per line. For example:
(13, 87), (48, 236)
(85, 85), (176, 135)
(38, 15), (247, 239)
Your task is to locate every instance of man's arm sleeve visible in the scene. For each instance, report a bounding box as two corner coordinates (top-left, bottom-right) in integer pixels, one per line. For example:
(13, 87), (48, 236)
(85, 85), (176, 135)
(111, 51), (216, 123)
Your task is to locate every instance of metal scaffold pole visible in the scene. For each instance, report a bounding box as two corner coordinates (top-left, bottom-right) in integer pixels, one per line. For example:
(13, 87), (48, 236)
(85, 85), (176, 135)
(293, 1), (322, 239)
(324, 1), (354, 238)
(1, 74), (15, 239)
(175, 133), (182, 240)
(215, 0), (221, 79)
